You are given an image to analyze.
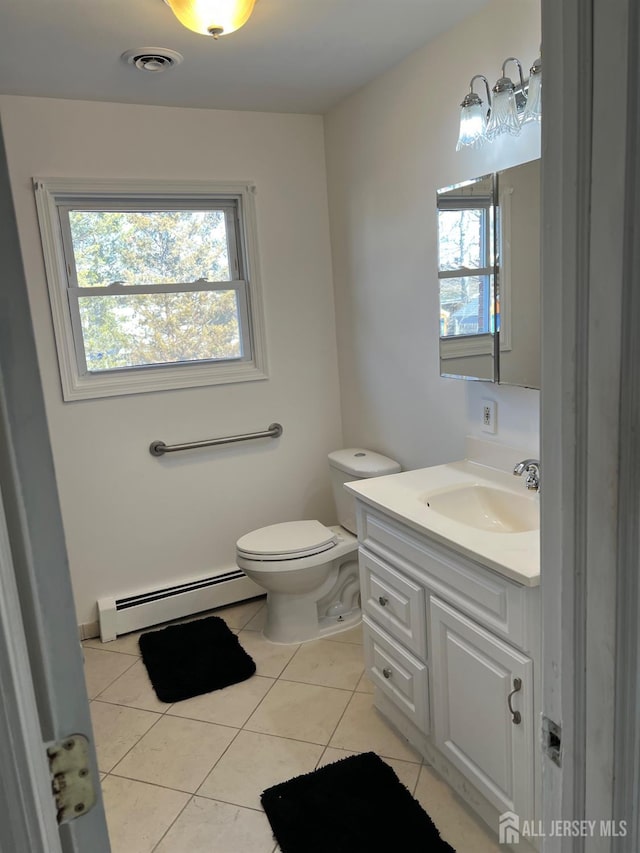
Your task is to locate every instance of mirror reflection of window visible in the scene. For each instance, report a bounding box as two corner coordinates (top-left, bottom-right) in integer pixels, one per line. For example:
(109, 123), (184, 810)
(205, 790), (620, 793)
(437, 180), (494, 339)
(438, 208), (484, 271)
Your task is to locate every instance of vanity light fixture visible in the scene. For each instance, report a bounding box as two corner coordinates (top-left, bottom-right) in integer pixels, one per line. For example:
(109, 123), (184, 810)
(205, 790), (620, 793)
(456, 51), (542, 150)
(486, 57), (525, 139)
(164, 0), (257, 39)
(521, 53), (542, 124)
(456, 75), (492, 151)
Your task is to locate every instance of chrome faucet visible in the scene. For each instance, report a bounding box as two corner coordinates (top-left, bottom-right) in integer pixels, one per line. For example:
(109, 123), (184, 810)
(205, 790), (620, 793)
(513, 459), (541, 493)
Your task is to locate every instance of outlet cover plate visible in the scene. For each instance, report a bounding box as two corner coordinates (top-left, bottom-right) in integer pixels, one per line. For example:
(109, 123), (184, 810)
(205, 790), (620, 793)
(481, 398), (497, 434)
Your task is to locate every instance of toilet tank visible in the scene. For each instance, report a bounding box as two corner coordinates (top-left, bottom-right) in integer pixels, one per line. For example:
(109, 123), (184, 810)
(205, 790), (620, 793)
(328, 449), (401, 534)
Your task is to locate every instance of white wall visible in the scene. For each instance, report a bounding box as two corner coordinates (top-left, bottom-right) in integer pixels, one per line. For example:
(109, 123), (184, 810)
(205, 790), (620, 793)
(0, 96), (343, 627)
(325, 0), (541, 472)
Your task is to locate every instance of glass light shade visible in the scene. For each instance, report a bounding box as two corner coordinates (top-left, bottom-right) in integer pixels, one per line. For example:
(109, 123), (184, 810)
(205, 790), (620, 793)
(456, 102), (488, 151)
(521, 69), (542, 124)
(486, 87), (521, 139)
(165, 0), (257, 37)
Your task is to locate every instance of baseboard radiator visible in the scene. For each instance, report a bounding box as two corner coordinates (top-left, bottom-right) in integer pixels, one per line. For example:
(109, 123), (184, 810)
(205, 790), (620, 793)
(97, 568), (264, 642)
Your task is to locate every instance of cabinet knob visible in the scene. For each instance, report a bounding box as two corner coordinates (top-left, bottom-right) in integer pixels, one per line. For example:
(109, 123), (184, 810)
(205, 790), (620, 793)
(507, 677), (522, 725)
(378, 596), (389, 607)
(382, 668), (392, 679)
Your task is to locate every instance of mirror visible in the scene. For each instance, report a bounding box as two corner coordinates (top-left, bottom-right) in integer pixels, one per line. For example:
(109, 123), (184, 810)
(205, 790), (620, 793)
(436, 158), (540, 388)
(437, 173), (497, 382)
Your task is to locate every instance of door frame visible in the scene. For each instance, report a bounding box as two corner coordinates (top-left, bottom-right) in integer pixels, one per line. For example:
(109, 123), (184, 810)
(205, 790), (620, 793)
(541, 0), (639, 849)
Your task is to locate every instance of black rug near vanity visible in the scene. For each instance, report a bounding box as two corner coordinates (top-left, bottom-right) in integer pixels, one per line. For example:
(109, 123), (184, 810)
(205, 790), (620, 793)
(260, 751), (456, 853)
(138, 615), (256, 703)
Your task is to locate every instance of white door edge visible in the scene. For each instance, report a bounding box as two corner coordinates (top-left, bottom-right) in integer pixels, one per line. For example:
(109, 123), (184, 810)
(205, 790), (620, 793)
(0, 480), (62, 853)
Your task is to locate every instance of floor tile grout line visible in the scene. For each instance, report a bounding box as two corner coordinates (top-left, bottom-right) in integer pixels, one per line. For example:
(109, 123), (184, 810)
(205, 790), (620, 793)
(107, 769), (200, 798)
(150, 793), (195, 853)
(88, 653), (140, 701)
(83, 644), (141, 658)
(319, 680), (361, 757)
(101, 709), (167, 776)
(109, 756), (280, 809)
(164, 706), (261, 730)
(189, 721), (250, 800)
(91, 696), (168, 715)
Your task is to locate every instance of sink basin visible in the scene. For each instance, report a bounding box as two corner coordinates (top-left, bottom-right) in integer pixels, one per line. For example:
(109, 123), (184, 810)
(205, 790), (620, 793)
(421, 484), (539, 533)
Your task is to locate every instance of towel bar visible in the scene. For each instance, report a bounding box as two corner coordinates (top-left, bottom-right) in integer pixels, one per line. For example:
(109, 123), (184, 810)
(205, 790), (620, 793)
(149, 423), (283, 457)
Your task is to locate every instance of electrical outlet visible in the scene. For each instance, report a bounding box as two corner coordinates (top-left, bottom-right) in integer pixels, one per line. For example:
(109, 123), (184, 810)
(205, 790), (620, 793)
(481, 399), (497, 433)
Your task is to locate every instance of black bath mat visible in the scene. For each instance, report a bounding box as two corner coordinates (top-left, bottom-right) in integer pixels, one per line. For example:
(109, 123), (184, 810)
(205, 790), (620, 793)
(260, 751), (456, 853)
(138, 615), (256, 703)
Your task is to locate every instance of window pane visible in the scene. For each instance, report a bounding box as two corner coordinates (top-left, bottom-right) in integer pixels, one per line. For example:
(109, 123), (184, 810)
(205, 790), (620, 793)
(439, 275), (494, 337)
(437, 208), (486, 271)
(78, 290), (242, 371)
(68, 210), (231, 286)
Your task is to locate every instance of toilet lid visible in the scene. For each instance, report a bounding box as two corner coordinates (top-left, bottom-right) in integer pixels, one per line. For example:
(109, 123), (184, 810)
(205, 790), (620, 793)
(236, 520), (338, 560)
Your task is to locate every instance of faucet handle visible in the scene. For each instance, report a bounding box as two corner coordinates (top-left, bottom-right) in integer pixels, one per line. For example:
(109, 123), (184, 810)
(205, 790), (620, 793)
(513, 459), (541, 492)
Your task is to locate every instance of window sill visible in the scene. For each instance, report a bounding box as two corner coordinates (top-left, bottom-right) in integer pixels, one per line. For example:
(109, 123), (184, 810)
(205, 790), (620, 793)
(61, 359), (268, 402)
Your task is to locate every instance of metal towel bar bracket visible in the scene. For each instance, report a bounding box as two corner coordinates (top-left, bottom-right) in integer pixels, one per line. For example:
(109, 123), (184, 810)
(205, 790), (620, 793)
(149, 423), (283, 457)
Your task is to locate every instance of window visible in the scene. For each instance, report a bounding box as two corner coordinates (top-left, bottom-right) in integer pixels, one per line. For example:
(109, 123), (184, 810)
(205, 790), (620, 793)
(34, 179), (267, 400)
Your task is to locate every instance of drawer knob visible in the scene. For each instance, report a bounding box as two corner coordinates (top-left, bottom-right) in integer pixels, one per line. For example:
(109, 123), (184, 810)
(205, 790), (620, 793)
(382, 668), (392, 679)
(378, 596), (389, 607)
(508, 677), (522, 725)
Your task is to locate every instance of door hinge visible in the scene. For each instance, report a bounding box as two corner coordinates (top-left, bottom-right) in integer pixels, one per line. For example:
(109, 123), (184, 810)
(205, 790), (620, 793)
(46, 734), (97, 825)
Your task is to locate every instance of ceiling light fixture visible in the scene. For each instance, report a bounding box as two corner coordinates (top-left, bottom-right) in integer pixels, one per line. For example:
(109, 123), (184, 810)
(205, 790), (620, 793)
(456, 50), (542, 150)
(164, 0), (257, 39)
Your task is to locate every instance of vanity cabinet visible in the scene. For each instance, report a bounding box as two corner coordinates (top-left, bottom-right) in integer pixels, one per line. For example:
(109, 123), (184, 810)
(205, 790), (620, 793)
(355, 502), (540, 838)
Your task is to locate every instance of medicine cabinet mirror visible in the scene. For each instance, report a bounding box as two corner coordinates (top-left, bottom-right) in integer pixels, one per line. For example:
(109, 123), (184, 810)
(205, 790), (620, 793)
(436, 158), (540, 388)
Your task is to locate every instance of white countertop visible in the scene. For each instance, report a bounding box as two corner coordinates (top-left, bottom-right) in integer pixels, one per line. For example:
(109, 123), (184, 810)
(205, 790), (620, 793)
(345, 459), (540, 587)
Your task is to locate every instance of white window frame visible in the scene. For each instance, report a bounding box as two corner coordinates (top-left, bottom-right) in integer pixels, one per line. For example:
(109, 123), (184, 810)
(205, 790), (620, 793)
(33, 178), (268, 401)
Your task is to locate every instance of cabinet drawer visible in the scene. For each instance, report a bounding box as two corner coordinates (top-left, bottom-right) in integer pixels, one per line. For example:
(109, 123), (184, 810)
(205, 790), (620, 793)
(363, 614), (430, 734)
(360, 509), (527, 648)
(359, 549), (427, 658)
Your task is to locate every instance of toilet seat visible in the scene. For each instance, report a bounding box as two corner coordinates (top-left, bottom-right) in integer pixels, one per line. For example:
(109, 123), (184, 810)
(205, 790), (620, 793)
(236, 520), (338, 561)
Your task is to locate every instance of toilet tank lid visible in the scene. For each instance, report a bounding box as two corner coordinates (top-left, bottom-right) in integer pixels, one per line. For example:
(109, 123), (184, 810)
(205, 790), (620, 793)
(328, 448), (401, 478)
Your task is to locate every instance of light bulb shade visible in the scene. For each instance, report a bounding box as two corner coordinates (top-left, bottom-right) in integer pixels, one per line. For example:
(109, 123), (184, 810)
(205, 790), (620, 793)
(486, 87), (521, 139)
(521, 68), (542, 124)
(456, 102), (488, 151)
(165, 0), (257, 37)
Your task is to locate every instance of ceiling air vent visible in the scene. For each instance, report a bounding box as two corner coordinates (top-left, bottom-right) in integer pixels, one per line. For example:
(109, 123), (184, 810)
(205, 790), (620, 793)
(121, 48), (184, 73)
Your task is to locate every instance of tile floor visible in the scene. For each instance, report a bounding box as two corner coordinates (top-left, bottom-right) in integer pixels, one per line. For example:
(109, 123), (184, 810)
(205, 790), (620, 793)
(83, 597), (503, 853)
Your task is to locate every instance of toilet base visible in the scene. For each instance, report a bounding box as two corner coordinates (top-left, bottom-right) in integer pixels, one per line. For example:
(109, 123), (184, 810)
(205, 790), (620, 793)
(263, 598), (361, 645)
(262, 592), (362, 645)
(317, 609), (362, 640)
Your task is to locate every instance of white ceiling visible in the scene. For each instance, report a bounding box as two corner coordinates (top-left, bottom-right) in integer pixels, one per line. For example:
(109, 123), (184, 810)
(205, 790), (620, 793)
(0, 0), (490, 114)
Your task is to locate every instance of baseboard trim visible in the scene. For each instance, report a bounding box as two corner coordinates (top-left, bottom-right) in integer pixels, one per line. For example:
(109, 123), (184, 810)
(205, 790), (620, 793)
(78, 621), (100, 641)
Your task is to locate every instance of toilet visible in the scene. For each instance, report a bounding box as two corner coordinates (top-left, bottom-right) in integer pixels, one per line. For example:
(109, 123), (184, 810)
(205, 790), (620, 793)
(236, 449), (401, 644)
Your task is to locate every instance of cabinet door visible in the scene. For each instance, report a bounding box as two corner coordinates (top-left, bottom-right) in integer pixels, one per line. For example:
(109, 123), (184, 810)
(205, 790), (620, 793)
(430, 597), (534, 819)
